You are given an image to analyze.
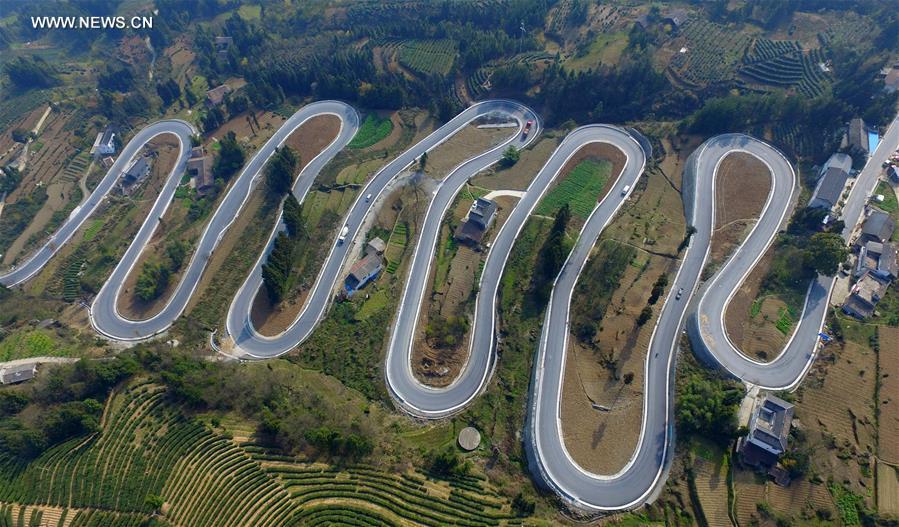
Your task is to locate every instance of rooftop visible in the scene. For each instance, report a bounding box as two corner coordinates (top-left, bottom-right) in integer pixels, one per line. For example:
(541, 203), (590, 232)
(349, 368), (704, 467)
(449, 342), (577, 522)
(862, 209), (895, 242)
(746, 394), (794, 456)
(348, 253), (382, 285)
(0, 363), (36, 384)
(809, 166), (848, 209)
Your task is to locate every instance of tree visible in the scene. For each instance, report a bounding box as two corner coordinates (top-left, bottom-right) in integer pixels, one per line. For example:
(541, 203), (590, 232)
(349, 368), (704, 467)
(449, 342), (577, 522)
(648, 273), (668, 305)
(135, 260), (170, 302)
(261, 232), (295, 303)
(676, 373), (743, 441)
(533, 204), (571, 303)
(804, 232), (847, 276)
(265, 146), (298, 196)
(212, 131), (245, 181)
(418, 151), (428, 171)
(500, 145), (520, 167)
(637, 306), (653, 326)
(282, 194), (304, 239)
(3, 56), (58, 91)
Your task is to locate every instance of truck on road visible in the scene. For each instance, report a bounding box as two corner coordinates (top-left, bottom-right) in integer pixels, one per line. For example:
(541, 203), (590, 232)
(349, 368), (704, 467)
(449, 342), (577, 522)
(338, 225), (349, 244)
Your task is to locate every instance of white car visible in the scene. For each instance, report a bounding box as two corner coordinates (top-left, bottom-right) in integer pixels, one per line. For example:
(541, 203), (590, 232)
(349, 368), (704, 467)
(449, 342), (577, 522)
(365, 193), (372, 202)
(621, 185), (630, 196)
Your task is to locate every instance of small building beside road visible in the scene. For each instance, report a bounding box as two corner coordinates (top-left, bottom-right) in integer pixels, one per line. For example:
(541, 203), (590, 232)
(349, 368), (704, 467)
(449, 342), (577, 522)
(206, 85), (231, 107)
(808, 165), (849, 212)
(345, 252), (382, 295)
(187, 147), (215, 197)
(0, 363), (36, 385)
(856, 241), (898, 280)
(90, 128), (116, 156)
(859, 209), (895, 245)
(454, 197), (497, 245)
(367, 237), (386, 255)
(842, 271), (891, 319)
(738, 394), (794, 483)
(119, 156), (150, 195)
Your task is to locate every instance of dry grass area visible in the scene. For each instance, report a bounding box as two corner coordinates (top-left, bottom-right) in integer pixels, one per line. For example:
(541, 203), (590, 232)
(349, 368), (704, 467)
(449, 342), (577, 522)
(471, 134), (561, 191)
(560, 144), (684, 475)
(115, 134), (185, 319)
(412, 195), (517, 386)
(238, 115), (351, 335)
(2, 110), (91, 265)
(207, 110), (288, 152)
(421, 125), (511, 180)
(711, 153), (792, 361)
(879, 326), (899, 465)
(734, 469), (768, 526)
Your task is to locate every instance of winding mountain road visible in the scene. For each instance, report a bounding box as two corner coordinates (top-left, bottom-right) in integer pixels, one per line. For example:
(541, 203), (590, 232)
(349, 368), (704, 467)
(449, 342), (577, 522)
(0, 98), (846, 513)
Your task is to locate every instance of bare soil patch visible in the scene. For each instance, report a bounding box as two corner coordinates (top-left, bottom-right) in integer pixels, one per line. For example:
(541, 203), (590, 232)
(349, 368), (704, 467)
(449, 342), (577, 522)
(722, 248), (789, 359)
(471, 135), (560, 191)
(710, 152), (771, 265)
(878, 326), (899, 464)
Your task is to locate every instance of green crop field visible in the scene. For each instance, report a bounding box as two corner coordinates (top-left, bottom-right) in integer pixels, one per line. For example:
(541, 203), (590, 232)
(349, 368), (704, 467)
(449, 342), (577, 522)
(0, 382), (522, 527)
(535, 159), (611, 219)
(348, 114), (393, 149)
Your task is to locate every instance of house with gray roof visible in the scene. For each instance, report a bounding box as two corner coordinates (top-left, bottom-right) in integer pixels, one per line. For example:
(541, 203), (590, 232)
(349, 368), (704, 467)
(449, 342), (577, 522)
(860, 209), (895, 244)
(808, 165), (848, 212)
(90, 127), (116, 156)
(0, 363), (36, 384)
(738, 394), (794, 469)
(856, 241), (898, 280)
(455, 198), (497, 245)
(842, 271), (891, 319)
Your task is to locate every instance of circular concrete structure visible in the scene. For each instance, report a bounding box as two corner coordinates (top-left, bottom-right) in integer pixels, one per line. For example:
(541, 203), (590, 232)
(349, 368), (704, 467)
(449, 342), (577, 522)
(458, 427), (481, 451)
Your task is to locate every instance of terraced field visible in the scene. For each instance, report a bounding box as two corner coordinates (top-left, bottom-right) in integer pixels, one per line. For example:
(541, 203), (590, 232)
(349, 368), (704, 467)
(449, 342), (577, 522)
(667, 19), (752, 87)
(397, 40), (458, 77)
(0, 383), (522, 527)
(739, 38), (829, 97)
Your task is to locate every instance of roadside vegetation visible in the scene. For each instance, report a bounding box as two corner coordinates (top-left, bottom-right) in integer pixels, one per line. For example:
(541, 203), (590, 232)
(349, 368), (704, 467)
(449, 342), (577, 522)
(347, 113), (393, 149)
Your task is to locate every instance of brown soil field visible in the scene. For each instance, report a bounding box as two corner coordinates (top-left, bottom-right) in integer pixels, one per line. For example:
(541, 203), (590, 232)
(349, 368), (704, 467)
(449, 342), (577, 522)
(560, 144), (686, 474)
(252, 115), (355, 335)
(878, 326), (899, 464)
(708, 152), (792, 362)
(471, 134), (561, 191)
(709, 152), (771, 265)
(412, 195), (517, 386)
(733, 469), (768, 526)
(2, 111), (87, 264)
(794, 338), (877, 507)
(877, 462), (899, 515)
(692, 454), (731, 527)
(421, 126), (512, 180)
(206, 110), (287, 152)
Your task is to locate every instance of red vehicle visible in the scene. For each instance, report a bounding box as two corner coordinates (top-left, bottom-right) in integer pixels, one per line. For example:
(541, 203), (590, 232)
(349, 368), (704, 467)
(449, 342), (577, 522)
(523, 119), (533, 137)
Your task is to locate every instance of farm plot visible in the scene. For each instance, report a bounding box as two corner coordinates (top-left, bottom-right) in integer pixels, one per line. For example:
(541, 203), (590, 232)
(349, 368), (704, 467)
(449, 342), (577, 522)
(0, 381), (522, 527)
(534, 158), (611, 219)
(397, 40), (457, 77)
(667, 19), (753, 87)
(739, 39), (829, 97)
(878, 326), (899, 465)
(348, 114), (394, 149)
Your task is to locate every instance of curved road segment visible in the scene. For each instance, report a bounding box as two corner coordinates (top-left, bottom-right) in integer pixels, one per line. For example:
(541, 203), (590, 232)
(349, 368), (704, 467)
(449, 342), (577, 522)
(88, 101), (360, 340)
(686, 135), (832, 390)
(0, 120), (196, 288)
(225, 100), (539, 359)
